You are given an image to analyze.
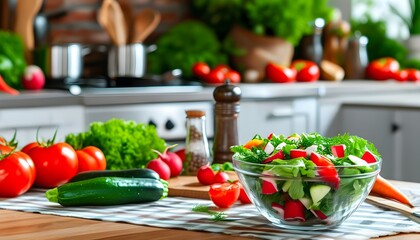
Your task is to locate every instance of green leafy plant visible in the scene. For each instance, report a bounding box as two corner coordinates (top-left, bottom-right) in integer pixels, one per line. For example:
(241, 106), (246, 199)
(147, 20), (227, 78)
(351, 16), (408, 63)
(390, 0), (420, 35)
(190, 0), (334, 46)
(0, 31), (26, 89)
(65, 119), (166, 170)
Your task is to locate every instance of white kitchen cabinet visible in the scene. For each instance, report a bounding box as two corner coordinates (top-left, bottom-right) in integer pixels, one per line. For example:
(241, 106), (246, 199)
(238, 98), (318, 144)
(339, 105), (420, 182)
(0, 106), (85, 146)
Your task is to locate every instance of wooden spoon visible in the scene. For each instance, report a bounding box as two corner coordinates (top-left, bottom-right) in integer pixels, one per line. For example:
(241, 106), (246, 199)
(97, 0), (116, 43)
(14, 0), (43, 63)
(131, 8), (161, 43)
(108, 0), (126, 46)
(117, 0), (133, 44)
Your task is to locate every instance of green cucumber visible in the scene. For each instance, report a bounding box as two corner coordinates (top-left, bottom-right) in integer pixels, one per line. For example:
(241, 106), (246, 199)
(310, 184), (331, 206)
(46, 177), (168, 206)
(69, 168), (159, 182)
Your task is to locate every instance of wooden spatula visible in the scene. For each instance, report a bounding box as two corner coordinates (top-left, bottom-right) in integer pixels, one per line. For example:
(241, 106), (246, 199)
(14, 0), (43, 63)
(366, 195), (420, 224)
(131, 8), (161, 43)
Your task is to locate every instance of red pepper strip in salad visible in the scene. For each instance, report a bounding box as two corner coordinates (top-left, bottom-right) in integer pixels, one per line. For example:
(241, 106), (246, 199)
(0, 75), (19, 95)
(310, 152), (340, 189)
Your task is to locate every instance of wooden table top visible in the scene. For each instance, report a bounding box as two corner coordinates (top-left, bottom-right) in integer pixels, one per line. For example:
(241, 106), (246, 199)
(1, 180), (419, 240)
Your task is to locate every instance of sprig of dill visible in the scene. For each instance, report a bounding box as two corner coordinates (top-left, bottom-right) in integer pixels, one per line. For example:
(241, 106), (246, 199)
(192, 205), (228, 222)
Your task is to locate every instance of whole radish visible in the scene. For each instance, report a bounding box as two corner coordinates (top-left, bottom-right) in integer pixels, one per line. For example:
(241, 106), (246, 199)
(153, 146), (183, 177)
(146, 159), (171, 180)
(22, 65), (45, 90)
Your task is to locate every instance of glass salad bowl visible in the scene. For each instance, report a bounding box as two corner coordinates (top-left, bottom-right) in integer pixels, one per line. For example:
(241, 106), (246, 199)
(231, 133), (382, 230)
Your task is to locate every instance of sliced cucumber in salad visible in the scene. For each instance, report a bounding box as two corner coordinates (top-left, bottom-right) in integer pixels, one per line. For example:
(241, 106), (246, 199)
(231, 132), (381, 223)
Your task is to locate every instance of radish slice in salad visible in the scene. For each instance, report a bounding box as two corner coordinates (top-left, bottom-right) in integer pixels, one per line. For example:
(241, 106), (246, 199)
(331, 144), (346, 158)
(312, 209), (328, 220)
(290, 149), (307, 159)
(261, 178), (278, 194)
(262, 150), (284, 164)
(272, 202), (284, 218)
(264, 142), (275, 155)
(310, 152), (340, 189)
(304, 145), (317, 156)
(284, 200), (306, 222)
(361, 150), (377, 164)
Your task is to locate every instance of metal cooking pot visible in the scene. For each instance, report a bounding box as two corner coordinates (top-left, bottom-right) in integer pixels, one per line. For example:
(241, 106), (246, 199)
(107, 43), (156, 78)
(35, 43), (90, 81)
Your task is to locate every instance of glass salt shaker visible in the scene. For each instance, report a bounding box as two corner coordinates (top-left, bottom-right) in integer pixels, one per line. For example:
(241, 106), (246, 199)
(183, 110), (211, 175)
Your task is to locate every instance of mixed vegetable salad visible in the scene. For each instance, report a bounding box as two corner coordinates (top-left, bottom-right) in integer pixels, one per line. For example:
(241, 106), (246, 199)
(231, 133), (382, 225)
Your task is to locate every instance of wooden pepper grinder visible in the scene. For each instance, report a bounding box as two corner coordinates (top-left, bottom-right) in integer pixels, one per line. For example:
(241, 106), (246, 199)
(212, 80), (241, 164)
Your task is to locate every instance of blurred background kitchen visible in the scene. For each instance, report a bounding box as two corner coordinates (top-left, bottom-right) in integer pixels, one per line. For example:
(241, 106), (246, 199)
(1, 0), (420, 183)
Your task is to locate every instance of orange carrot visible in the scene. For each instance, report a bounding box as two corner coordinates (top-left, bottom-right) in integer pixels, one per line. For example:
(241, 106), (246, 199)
(243, 139), (264, 149)
(0, 75), (19, 95)
(370, 175), (414, 207)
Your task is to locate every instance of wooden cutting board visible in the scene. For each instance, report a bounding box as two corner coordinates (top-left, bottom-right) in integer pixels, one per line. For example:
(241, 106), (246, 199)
(168, 172), (238, 200)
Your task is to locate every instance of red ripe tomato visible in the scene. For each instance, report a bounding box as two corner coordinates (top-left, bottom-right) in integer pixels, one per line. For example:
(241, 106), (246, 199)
(225, 70), (241, 83)
(291, 60), (320, 82)
(238, 185), (252, 204)
(204, 69), (225, 84)
(265, 62), (297, 83)
(0, 151), (36, 197)
(366, 57), (400, 80)
(76, 146), (106, 173)
(0, 137), (6, 145)
(405, 68), (420, 81)
(0, 144), (13, 155)
(393, 69), (409, 82)
(21, 142), (40, 154)
(192, 62), (211, 79)
(27, 142), (78, 188)
(209, 182), (240, 208)
(310, 152), (340, 190)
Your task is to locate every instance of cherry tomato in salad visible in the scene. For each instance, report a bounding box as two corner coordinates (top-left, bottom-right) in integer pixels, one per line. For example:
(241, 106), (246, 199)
(192, 62), (211, 79)
(209, 182), (240, 208)
(76, 146), (106, 173)
(0, 151), (36, 197)
(27, 142), (78, 188)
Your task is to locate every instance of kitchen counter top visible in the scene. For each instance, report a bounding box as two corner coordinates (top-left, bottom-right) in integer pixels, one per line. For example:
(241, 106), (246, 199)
(1, 81), (420, 108)
(1, 180), (418, 240)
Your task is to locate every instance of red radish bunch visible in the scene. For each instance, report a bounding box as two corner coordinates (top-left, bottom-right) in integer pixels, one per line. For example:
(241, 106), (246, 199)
(22, 65), (45, 90)
(196, 165), (229, 185)
(146, 146), (183, 180)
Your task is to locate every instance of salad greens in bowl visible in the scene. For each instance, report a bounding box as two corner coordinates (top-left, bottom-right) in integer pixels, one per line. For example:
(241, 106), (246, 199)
(231, 133), (382, 230)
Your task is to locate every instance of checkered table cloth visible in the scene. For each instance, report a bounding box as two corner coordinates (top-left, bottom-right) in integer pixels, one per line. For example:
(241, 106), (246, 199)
(1, 188), (419, 240)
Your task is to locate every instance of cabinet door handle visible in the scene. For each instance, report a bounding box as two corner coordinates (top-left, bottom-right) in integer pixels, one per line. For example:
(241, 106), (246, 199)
(267, 109), (293, 120)
(391, 123), (400, 133)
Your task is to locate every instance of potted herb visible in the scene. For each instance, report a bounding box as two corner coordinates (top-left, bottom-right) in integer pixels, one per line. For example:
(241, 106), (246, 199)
(191, 0), (333, 82)
(390, 0), (420, 59)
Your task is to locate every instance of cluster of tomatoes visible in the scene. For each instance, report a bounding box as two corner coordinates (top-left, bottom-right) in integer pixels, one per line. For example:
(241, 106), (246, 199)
(192, 62), (241, 85)
(0, 134), (106, 198)
(265, 60), (320, 83)
(366, 57), (420, 81)
(196, 165), (251, 208)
